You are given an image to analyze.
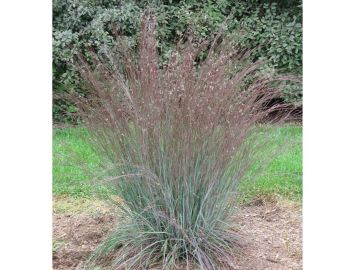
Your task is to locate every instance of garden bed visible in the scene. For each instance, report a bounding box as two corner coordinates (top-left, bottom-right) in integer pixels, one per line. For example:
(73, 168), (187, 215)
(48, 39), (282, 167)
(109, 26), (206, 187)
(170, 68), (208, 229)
(53, 198), (302, 270)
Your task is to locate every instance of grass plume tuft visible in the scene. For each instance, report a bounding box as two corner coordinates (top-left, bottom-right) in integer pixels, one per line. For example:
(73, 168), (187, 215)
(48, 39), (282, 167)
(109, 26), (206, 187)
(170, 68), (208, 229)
(68, 10), (299, 270)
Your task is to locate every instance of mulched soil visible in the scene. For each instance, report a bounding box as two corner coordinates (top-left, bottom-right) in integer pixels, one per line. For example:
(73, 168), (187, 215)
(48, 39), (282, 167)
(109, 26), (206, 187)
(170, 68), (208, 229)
(53, 199), (302, 270)
(233, 199), (302, 269)
(53, 213), (115, 269)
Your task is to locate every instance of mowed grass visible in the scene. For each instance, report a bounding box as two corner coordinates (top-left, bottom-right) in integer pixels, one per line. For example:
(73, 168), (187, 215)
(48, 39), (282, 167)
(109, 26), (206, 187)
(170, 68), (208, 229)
(238, 125), (302, 202)
(53, 128), (99, 197)
(53, 125), (302, 201)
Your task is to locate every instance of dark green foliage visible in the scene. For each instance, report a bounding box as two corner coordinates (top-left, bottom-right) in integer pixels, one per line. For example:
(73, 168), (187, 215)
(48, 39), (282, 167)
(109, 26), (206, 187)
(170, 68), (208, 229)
(53, 0), (142, 122)
(53, 0), (302, 123)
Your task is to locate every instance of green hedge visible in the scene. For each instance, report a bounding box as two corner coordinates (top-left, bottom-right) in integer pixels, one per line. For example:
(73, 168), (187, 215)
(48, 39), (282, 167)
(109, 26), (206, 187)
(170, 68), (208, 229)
(53, 0), (302, 123)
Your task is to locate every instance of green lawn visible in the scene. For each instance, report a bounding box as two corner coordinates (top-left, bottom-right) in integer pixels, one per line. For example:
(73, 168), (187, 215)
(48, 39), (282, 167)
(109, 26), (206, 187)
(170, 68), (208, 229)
(238, 125), (302, 202)
(53, 125), (302, 201)
(53, 128), (99, 197)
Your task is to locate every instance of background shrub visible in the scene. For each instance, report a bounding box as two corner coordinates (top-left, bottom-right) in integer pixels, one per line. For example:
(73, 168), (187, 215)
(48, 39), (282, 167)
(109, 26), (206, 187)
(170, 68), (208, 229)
(53, 0), (302, 123)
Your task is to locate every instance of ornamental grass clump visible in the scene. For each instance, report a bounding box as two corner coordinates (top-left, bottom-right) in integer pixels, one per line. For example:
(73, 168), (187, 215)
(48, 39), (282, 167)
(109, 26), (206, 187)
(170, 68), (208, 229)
(71, 11), (296, 270)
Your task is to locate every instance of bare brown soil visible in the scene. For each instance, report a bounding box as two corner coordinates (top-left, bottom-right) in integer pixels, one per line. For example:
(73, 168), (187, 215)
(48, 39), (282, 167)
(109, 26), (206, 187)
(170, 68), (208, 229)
(53, 198), (302, 270)
(232, 199), (302, 269)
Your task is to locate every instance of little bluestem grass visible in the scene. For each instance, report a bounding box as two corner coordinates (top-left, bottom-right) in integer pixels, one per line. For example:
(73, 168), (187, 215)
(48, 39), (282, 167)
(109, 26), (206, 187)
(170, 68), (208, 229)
(58, 10), (301, 269)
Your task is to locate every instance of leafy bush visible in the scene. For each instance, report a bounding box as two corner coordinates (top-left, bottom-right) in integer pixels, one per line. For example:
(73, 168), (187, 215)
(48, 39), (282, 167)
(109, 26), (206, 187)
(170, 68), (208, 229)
(69, 12), (297, 269)
(235, 3), (302, 104)
(53, 0), (302, 123)
(53, 0), (141, 122)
